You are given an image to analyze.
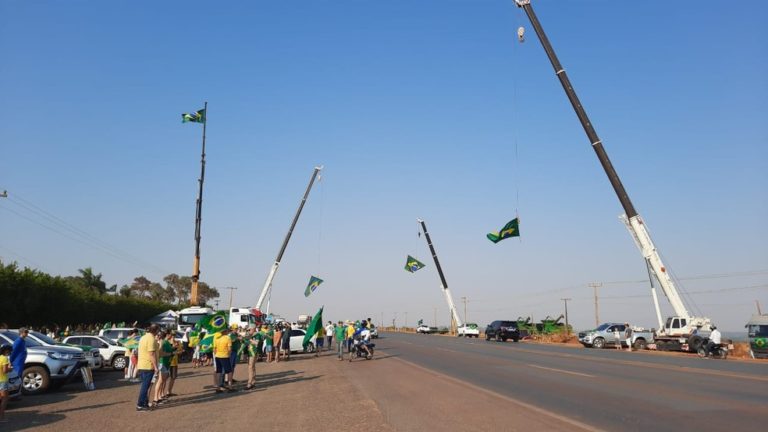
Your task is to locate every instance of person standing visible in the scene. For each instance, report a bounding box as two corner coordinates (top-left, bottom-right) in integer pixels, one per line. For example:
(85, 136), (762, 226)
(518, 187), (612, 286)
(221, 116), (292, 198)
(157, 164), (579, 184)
(325, 321), (334, 351)
(264, 326), (275, 363)
(245, 327), (261, 390)
(9, 328), (28, 381)
(315, 325), (325, 356)
(334, 321), (345, 360)
(153, 331), (172, 405)
(136, 324), (159, 411)
(613, 326), (622, 351)
(280, 323), (291, 361)
(213, 328), (233, 393)
(0, 345), (12, 422)
(272, 325), (282, 363)
(624, 323), (633, 352)
(166, 335), (182, 397)
(229, 326), (241, 377)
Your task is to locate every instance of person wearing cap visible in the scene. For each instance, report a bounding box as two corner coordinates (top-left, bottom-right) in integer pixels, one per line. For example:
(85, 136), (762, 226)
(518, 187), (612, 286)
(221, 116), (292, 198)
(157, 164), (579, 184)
(213, 328), (233, 392)
(334, 321), (345, 360)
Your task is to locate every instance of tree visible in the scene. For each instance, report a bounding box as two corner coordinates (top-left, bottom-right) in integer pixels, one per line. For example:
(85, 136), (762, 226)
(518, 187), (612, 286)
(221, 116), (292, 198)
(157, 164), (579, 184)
(65, 267), (107, 294)
(163, 273), (192, 305)
(129, 276), (152, 298)
(197, 282), (219, 306)
(118, 284), (132, 297)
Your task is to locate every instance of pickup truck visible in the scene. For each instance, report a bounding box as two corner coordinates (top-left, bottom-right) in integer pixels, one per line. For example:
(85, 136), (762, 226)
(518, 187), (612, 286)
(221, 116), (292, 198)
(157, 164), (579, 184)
(0, 330), (88, 395)
(578, 323), (653, 350)
(63, 335), (128, 370)
(416, 325), (437, 334)
(457, 323), (480, 338)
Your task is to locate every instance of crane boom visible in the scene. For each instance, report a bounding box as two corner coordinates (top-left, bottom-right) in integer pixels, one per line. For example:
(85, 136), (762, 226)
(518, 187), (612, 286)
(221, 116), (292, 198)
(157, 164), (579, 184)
(254, 166), (323, 313)
(418, 219), (463, 329)
(514, 0), (708, 336)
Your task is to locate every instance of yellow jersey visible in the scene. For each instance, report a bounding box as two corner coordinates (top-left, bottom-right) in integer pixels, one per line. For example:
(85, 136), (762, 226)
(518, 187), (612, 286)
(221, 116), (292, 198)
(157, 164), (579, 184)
(137, 333), (158, 370)
(213, 333), (232, 358)
(0, 354), (9, 383)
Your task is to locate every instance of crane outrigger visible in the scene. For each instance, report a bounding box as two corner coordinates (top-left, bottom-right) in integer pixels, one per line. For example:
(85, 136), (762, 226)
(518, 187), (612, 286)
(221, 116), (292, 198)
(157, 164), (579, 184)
(514, 0), (711, 351)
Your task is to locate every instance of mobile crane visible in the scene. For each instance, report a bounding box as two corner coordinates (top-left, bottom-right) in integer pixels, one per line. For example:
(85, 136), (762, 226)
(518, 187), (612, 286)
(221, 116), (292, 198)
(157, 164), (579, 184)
(418, 219), (465, 334)
(514, 0), (711, 351)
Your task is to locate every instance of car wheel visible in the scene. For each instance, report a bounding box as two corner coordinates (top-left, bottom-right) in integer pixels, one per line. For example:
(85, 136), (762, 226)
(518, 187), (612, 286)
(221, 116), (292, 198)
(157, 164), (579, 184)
(592, 337), (605, 349)
(501, 337), (508, 342)
(512, 337), (519, 343)
(633, 339), (647, 351)
(485, 333), (491, 341)
(305, 343), (315, 353)
(22, 366), (50, 395)
(496, 333), (502, 342)
(112, 355), (128, 371)
(688, 335), (704, 352)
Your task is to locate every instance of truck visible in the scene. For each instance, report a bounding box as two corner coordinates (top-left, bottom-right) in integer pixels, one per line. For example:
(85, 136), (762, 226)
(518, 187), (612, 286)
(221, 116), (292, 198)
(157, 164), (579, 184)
(228, 307), (259, 330)
(579, 323), (654, 350)
(746, 314), (768, 359)
(513, 0), (711, 352)
(177, 306), (214, 332)
(457, 323), (480, 338)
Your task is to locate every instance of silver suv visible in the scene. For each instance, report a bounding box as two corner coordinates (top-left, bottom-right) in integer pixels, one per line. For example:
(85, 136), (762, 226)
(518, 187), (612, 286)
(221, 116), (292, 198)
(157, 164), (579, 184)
(0, 330), (87, 395)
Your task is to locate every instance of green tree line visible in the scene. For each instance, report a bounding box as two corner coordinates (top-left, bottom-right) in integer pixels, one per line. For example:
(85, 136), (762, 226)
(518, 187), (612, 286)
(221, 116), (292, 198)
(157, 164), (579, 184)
(0, 261), (220, 328)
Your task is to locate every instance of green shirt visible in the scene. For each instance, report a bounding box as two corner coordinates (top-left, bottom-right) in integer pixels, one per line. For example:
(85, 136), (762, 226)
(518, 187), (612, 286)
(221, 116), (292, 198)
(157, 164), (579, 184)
(159, 340), (173, 367)
(265, 329), (274, 347)
(334, 325), (345, 341)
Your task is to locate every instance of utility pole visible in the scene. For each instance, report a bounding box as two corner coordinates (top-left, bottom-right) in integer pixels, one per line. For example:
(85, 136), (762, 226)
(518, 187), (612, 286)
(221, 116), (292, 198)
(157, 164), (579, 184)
(434, 307), (437, 327)
(381, 312), (384, 329)
(222, 287), (238, 310)
(461, 296), (468, 323)
(394, 312), (398, 330)
(757, 300), (763, 315)
(589, 283), (602, 326)
(561, 298), (572, 336)
(405, 312), (408, 329)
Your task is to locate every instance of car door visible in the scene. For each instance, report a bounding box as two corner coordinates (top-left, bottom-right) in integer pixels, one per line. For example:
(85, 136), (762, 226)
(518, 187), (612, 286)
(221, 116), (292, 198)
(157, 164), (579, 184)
(289, 330), (305, 352)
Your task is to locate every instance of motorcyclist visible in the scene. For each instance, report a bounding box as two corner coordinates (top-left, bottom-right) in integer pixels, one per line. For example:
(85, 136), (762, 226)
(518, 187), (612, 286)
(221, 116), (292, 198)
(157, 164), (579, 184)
(706, 325), (722, 356)
(349, 321), (372, 361)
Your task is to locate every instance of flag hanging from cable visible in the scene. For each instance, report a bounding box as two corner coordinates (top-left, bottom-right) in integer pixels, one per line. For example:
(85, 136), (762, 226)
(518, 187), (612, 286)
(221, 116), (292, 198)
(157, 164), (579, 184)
(404, 255), (426, 273)
(304, 276), (323, 298)
(487, 218), (520, 244)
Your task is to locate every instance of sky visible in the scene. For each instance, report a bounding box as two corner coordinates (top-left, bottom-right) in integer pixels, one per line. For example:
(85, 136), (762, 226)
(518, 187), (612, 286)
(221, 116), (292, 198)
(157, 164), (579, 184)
(1, 1), (766, 332)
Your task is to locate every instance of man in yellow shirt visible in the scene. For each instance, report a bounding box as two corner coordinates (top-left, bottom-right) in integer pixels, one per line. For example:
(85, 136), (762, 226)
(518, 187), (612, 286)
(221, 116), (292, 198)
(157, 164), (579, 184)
(136, 324), (159, 411)
(213, 328), (232, 392)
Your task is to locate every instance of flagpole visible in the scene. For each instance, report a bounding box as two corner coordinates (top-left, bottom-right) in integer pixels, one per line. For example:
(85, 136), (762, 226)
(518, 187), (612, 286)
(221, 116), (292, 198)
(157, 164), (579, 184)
(191, 101), (207, 306)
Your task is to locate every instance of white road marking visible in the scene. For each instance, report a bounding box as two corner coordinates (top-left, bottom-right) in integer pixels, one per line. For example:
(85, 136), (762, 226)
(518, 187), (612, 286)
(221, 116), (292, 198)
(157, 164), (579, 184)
(528, 364), (595, 378)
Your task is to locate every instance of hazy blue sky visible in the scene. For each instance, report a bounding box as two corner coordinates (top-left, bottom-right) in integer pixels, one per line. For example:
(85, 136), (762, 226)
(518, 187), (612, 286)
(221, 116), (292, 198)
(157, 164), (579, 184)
(1, 1), (766, 331)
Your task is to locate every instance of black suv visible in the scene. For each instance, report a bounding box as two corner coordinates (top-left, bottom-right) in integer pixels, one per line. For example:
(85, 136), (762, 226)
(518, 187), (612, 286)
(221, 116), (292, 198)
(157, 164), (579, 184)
(485, 320), (520, 342)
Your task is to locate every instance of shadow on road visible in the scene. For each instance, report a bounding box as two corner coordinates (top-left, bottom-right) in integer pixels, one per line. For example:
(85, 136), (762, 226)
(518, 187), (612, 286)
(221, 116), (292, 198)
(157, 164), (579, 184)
(1, 410), (66, 432)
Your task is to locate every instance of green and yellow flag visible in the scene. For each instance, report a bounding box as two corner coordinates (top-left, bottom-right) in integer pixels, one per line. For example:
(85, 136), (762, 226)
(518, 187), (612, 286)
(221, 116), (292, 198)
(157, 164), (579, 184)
(199, 311), (228, 334)
(182, 108), (206, 124)
(304, 276), (323, 298)
(404, 255), (425, 273)
(487, 218), (520, 244)
(302, 306), (324, 349)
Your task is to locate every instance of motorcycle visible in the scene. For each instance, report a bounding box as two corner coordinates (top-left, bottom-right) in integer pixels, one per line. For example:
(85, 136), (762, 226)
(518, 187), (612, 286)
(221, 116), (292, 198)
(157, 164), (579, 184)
(697, 341), (728, 360)
(350, 340), (375, 360)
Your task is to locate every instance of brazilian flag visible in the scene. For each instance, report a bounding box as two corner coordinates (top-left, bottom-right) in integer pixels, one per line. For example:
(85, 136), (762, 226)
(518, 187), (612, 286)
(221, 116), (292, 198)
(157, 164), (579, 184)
(304, 276), (323, 298)
(302, 306), (324, 349)
(487, 218), (520, 244)
(404, 255), (425, 273)
(199, 311), (228, 334)
(182, 108), (206, 124)
(198, 334), (215, 354)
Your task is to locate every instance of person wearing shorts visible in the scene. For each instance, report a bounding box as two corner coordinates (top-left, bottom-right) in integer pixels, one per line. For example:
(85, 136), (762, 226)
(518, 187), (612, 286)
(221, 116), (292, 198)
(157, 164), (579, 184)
(213, 328), (233, 392)
(0, 345), (12, 422)
(264, 326), (274, 363)
(153, 331), (172, 406)
(280, 323), (291, 361)
(166, 336), (181, 397)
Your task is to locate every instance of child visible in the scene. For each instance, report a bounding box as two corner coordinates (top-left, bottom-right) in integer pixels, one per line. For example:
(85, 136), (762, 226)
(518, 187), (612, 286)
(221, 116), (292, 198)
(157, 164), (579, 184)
(0, 345), (12, 422)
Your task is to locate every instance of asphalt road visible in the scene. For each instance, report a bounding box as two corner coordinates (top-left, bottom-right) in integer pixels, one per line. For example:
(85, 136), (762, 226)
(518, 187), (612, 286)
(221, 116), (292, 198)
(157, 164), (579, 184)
(380, 332), (768, 432)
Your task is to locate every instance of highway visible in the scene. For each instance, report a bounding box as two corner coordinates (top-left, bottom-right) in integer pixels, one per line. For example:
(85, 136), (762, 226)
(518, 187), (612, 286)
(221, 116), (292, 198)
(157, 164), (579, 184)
(378, 332), (767, 431)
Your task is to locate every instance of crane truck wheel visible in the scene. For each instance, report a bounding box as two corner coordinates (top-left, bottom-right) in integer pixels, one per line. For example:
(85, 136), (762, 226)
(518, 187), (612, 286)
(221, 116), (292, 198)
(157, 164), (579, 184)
(688, 336), (704, 352)
(592, 337), (605, 349)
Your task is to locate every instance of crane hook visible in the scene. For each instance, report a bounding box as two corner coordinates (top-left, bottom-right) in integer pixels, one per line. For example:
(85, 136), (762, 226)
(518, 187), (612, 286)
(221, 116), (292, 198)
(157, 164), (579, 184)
(517, 26), (525, 43)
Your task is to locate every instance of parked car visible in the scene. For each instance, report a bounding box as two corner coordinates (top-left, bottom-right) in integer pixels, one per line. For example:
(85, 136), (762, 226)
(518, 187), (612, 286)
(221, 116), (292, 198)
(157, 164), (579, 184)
(25, 331), (102, 369)
(63, 335), (128, 370)
(99, 328), (143, 344)
(416, 325), (436, 334)
(457, 323), (480, 338)
(485, 320), (520, 342)
(578, 323), (653, 350)
(5, 369), (22, 401)
(287, 329), (317, 353)
(0, 330), (87, 395)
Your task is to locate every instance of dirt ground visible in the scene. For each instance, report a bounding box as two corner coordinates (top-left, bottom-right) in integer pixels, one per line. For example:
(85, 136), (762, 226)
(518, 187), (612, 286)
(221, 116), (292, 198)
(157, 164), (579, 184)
(4, 344), (593, 432)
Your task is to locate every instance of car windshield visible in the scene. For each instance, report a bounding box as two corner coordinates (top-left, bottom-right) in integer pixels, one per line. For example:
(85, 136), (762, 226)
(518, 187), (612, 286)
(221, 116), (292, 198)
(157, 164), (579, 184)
(500, 321), (517, 328)
(180, 313), (209, 325)
(748, 324), (768, 337)
(1, 331), (43, 347)
(30, 331), (59, 345)
(596, 323), (611, 331)
(97, 336), (116, 346)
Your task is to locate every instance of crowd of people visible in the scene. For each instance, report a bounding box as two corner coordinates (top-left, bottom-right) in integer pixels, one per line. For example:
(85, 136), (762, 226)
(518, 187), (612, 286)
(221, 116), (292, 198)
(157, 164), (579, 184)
(132, 317), (376, 411)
